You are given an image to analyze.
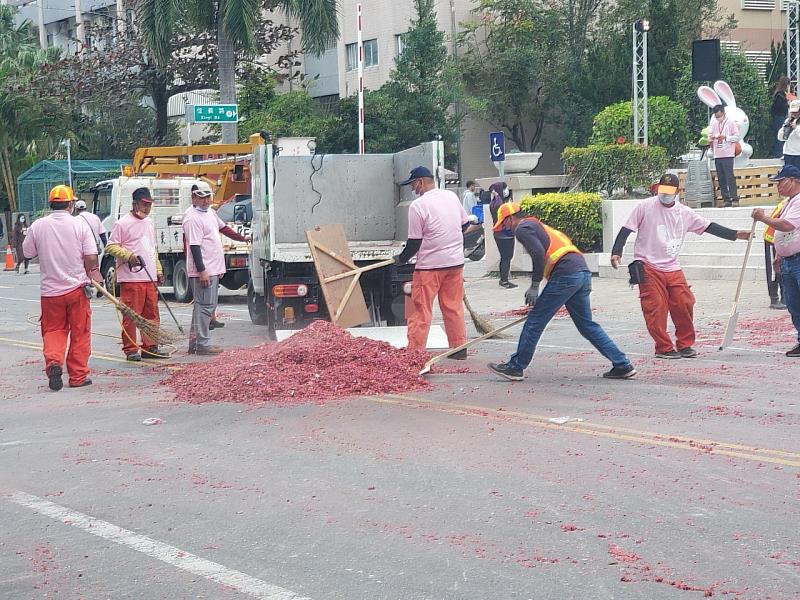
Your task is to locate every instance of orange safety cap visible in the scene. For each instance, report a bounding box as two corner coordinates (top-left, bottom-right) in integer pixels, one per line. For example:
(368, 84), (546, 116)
(492, 202), (522, 232)
(49, 184), (76, 203)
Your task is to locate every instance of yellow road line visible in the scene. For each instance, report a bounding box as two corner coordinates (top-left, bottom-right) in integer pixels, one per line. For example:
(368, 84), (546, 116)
(0, 336), (143, 366)
(377, 394), (800, 468)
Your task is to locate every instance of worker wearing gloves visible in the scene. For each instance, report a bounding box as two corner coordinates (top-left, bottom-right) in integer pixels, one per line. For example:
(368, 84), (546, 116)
(395, 166), (477, 357)
(611, 173), (751, 359)
(488, 203), (636, 381)
(751, 165), (800, 357)
(183, 183), (250, 355)
(105, 187), (165, 361)
(22, 185), (102, 390)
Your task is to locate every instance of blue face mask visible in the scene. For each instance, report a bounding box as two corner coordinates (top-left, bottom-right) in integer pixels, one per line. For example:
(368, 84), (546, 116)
(658, 193), (677, 206)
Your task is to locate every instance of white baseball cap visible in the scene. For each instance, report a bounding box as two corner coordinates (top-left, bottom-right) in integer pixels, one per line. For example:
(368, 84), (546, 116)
(74, 200), (87, 210)
(790, 99), (800, 112)
(191, 183), (213, 197)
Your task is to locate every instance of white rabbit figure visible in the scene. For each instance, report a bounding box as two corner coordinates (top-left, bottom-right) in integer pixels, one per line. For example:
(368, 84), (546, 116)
(696, 81), (752, 168)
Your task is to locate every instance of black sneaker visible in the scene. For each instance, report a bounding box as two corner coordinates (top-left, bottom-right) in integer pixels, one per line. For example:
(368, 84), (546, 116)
(602, 364), (637, 379)
(488, 362), (523, 381)
(141, 346), (168, 359)
(770, 301), (787, 310)
(499, 281), (518, 289)
(47, 364), (63, 391)
(69, 379), (92, 388)
(126, 352), (142, 362)
(678, 347), (698, 358)
(655, 350), (682, 359)
(448, 348), (467, 360)
(209, 319), (225, 330)
(786, 344), (800, 358)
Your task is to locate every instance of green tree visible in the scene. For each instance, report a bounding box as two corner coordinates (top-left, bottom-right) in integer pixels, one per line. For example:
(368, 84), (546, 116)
(137, 0), (339, 143)
(457, 0), (563, 152)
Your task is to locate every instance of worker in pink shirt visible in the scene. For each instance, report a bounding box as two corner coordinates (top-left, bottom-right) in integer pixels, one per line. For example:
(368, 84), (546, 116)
(395, 166), (477, 355)
(22, 185), (102, 391)
(106, 187), (165, 361)
(709, 104), (741, 207)
(610, 173), (751, 359)
(183, 183), (249, 355)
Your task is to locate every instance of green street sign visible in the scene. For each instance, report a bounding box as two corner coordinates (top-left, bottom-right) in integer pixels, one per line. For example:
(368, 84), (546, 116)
(191, 104), (238, 123)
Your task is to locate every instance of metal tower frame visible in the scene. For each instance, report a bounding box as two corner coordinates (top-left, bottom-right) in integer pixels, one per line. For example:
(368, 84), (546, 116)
(788, 1), (800, 92)
(632, 22), (649, 145)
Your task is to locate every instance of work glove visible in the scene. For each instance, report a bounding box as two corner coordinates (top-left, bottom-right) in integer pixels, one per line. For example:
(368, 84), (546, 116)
(524, 282), (540, 307)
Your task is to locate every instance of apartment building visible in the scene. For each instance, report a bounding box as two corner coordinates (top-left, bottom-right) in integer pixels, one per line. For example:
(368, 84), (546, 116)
(718, 0), (789, 77)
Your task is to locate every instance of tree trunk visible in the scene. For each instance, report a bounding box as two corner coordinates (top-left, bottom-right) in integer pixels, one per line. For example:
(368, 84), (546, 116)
(151, 76), (169, 145)
(217, 23), (238, 143)
(0, 144), (17, 214)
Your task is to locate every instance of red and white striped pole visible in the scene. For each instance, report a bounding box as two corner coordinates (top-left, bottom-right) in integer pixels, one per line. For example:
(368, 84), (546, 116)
(357, 3), (365, 155)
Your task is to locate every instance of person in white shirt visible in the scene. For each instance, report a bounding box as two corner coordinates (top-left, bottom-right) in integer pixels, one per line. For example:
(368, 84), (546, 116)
(461, 181), (477, 215)
(778, 99), (800, 170)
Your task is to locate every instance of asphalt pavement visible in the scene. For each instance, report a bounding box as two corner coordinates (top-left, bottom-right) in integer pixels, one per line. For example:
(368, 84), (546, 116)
(1, 262), (799, 600)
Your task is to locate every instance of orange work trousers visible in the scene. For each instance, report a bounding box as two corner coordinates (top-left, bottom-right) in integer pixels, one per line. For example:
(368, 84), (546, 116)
(407, 267), (466, 350)
(119, 282), (160, 354)
(40, 286), (92, 386)
(639, 264), (696, 354)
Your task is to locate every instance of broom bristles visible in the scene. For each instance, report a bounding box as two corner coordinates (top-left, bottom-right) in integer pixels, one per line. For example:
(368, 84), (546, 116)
(118, 303), (182, 345)
(463, 292), (504, 337)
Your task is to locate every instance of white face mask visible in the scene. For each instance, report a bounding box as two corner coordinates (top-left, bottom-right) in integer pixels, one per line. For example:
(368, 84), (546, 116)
(20, 217), (25, 223)
(194, 204), (209, 212)
(502, 187), (510, 199)
(658, 193), (678, 205)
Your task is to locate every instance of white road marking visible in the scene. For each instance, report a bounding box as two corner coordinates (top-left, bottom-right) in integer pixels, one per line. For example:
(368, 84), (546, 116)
(0, 440), (26, 447)
(0, 295), (39, 303)
(5, 490), (310, 600)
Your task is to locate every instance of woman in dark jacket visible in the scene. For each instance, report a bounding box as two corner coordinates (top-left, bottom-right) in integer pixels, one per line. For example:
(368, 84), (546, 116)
(12, 214), (30, 274)
(772, 75), (791, 158)
(489, 182), (517, 288)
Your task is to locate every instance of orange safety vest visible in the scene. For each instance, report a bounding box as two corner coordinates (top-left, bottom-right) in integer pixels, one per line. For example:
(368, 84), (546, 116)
(763, 200), (787, 244)
(522, 217), (581, 278)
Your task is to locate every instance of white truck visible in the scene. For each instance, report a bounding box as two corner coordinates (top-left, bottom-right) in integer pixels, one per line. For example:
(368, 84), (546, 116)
(90, 176), (251, 301)
(246, 137), (446, 338)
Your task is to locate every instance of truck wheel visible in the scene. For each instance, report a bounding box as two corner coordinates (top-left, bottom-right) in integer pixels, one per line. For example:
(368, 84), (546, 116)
(173, 260), (193, 303)
(101, 260), (119, 296)
(247, 280), (269, 326)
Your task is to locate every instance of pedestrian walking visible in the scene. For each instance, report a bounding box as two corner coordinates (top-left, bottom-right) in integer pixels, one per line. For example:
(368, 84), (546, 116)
(751, 165), (800, 357)
(22, 185), (101, 390)
(462, 180), (478, 214)
(12, 214), (29, 274)
(778, 100), (800, 170)
(183, 183), (249, 355)
(489, 182), (517, 288)
(710, 104), (741, 207)
(395, 166), (475, 356)
(771, 75), (791, 158)
(610, 173), (751, 359)
(763, 199), (787, 310)
(74, 199), (108, 251)
(105, 187), (166, 361)
(487, 203), (636, 381)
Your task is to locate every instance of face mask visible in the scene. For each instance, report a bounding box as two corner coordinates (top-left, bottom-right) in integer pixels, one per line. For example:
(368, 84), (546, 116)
(20, 217), (25, 223)
(194, 204), (209, 212)
(502, 187), (510, 199)
(658, 193), (677, 205)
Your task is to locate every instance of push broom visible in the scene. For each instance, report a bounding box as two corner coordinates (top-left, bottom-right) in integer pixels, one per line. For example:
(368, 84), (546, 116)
(719, 219), (757, 351)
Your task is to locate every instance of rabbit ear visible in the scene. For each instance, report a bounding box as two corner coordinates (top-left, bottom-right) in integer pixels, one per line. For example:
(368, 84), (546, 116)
(714, 81), (736, 107)
(697, 86), (721, 108)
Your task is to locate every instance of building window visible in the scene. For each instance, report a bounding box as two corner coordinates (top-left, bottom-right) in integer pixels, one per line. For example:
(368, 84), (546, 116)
(395, 33), (408, 57)
(742, 0), (775, 8)
(346, 39), (379, 71)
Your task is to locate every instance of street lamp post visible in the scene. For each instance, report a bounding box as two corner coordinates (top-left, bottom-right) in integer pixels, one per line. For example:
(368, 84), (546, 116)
(632, 19), (650, 146)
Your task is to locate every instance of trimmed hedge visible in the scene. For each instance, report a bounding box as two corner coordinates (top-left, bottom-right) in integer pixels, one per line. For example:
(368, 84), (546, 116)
(519, 192), (603, 253)
(562, 144), (668, 197)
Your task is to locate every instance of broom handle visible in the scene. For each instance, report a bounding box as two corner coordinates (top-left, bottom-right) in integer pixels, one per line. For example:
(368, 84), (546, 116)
(323, 259), (396, 284)
(423, 314), (529, 369)
(92, 280), (125, 308)
(138, 260), (185, 334)
(732, 219), (757, 307)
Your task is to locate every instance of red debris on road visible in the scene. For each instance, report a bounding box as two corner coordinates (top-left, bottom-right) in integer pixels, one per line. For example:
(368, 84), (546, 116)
(164, 321), (432, 405)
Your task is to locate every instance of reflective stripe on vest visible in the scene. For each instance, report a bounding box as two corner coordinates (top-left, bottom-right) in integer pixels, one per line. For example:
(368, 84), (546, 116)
(764, 200), (787, 243)
(523, 218), (581, 278)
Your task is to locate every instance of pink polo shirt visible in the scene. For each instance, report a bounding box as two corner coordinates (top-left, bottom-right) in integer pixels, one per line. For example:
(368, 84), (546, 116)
(108, 212), (158, 283)
(623, 197), (711, 272)
(774, 192), (800, 258)
(77, 211), (106, 241)
(407, 188), (468, 270)
(708, 117), (740, 159)
(22, 211), (96, 297)
(183, 207), (226, 277)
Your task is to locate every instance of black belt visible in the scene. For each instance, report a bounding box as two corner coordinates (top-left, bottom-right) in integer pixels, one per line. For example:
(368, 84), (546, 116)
(783, 252), (800, 261)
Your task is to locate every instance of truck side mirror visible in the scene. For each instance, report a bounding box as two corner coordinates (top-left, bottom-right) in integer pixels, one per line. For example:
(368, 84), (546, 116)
(233, 205), (247, 224)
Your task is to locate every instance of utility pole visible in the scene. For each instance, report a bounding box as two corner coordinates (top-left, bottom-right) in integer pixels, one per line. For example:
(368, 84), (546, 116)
(450, 0), (463, 186)
(74, 0), (85, 46)
(37, 0), (47, 49)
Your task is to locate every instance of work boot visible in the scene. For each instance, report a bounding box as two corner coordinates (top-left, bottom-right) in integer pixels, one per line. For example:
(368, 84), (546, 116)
(678, 347), (698, 358)
(126, 352), (142, 362)
(69, 379), (93, 388)
(47, 364), (63, 392)
(655, 350), (682, 359)
(196, 345), (224, 356)
(499, 280), (518, 289)
(141, 346), (168, 359)
(487, 362), (523, 381)
(209, 319), (225, 330)
(786, 344), (800, 358)
(448, 348), (467, 360)
(602, 364), (637, 379)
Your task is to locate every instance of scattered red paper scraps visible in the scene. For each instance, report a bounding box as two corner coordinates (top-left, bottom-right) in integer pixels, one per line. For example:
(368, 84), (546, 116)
(163, 320), (433, 405)
(493, 306), (571, 318)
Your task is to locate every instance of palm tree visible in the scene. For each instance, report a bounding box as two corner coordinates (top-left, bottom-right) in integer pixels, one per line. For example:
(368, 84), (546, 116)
(138, 0), (339, 143)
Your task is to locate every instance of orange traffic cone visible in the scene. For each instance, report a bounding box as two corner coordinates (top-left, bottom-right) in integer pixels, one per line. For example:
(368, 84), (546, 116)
(4, 245), (15, 271)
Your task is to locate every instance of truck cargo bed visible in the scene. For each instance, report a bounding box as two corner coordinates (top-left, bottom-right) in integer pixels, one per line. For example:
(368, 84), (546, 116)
(271, 240), (405, 263)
